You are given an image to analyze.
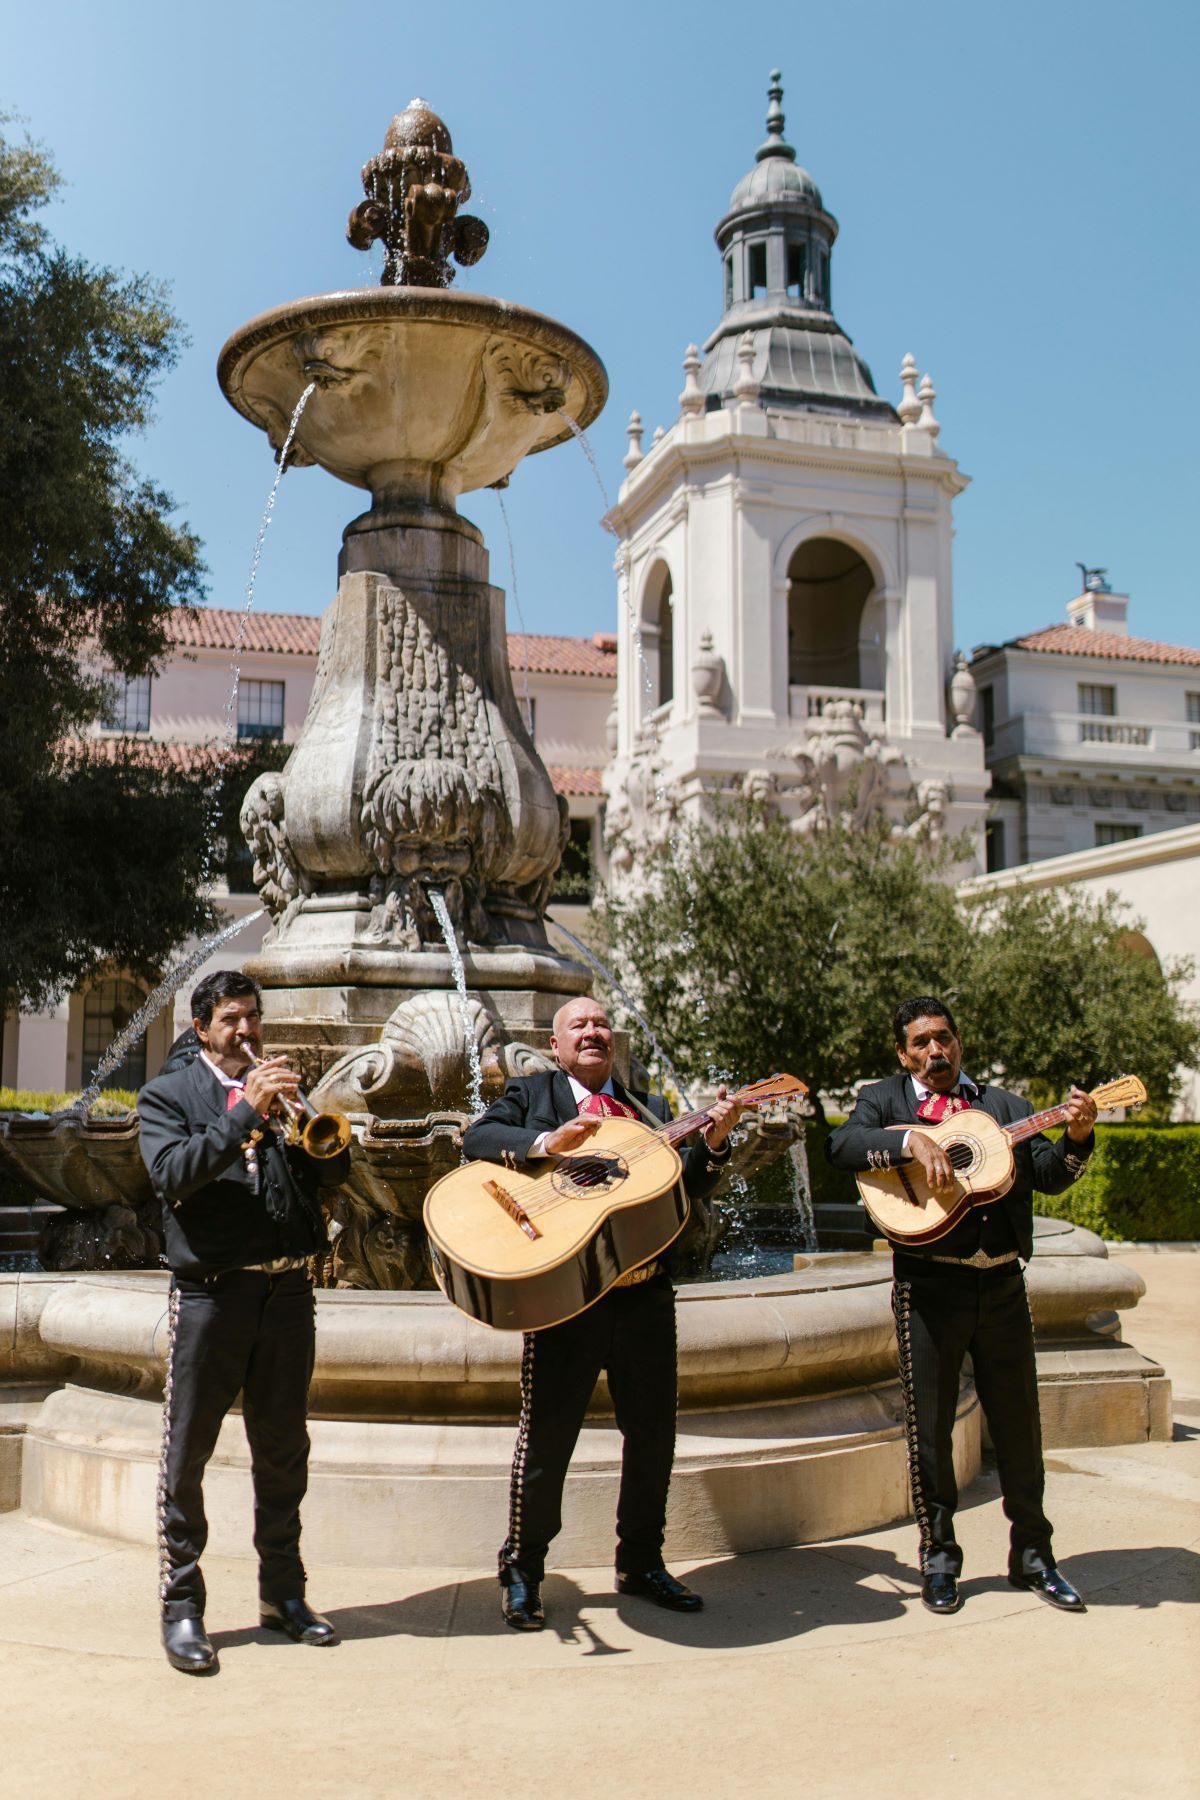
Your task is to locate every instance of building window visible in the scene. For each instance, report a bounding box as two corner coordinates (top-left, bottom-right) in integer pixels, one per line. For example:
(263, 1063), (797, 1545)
(786, 242), (806, 299)
(518, 694), (536, 740)
(985, 820), (1005, 872)
(101, 673), (151, 733)
(237, 679), (285, 741)
(1095, 822), (1141, 847)
(748, 242), (767, 299)
(980, 684), (995, 749)
(815, 247), (829, 306)
(1078, 683), (1116, 716)
(724, 254), (734, 309)
(658, 584), (674, 707)
(81, 978), (148, 1091)
(1187, 693), (1200, 722)
(552, 817), (594, 902)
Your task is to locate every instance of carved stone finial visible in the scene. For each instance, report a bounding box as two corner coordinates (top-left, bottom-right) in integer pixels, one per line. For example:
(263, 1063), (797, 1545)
(917, 372), (940, 439)
(734, 332), (761, 407)
(347, 99), (490, 288)
(679, 344), (705, 418)
(692, 630), (726, 718)
(898, 353), (921, 424)
(624, 409), (645, 469)
(757, 69), (796, 164)
(948, 651), (978, 736)
(652, 425), (665, 445)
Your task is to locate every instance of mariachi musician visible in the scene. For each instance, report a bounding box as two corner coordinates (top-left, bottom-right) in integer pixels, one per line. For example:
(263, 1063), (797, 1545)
(461, 995), (743, 1631)
(138, 970), (350, 1675)
(827, 995), (1096, 1617)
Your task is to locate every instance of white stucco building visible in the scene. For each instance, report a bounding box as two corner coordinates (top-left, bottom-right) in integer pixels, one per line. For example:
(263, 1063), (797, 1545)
(969, 580), (1200, 870)
(602, 73), (989, 878)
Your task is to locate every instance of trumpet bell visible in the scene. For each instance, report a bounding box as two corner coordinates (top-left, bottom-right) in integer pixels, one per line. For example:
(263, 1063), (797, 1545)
(299, 1112), (353, 1160)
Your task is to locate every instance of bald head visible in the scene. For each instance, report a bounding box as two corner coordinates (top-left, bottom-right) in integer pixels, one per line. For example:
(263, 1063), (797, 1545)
(551, 997), (615, 1092)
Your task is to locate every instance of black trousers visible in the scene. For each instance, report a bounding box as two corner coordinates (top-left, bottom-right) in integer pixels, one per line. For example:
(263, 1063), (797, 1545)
(892, 1256), (1054, 1579)
(499, 1277), (678, 1584)
(158, 1267), (315, 1620)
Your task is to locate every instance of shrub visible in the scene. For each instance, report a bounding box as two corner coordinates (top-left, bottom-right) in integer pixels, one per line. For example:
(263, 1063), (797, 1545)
(1034, 1124), (1200, 1241)
(0, 1088), (137, 1117)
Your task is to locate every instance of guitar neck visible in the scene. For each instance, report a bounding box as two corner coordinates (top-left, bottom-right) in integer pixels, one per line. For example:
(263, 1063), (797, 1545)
(658, 1092), (765, 1146)
(1005, 1101), (1077, 1146)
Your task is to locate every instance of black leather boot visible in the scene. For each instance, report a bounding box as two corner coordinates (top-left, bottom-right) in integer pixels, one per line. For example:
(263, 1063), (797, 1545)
(162, 1615), (218, 1674)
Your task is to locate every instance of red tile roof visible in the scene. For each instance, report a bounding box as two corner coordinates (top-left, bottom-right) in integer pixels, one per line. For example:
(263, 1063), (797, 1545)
(67, 737), (219, 772)
(166, 609), (619, 677)
(1007, 624), (1200, 666)
(168, 608), (321, 655)
(546, 765), (606, 797)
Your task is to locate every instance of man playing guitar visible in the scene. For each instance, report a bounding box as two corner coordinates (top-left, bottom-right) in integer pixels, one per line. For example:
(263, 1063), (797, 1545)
(462, 996), (742, 1631)
(827, 996), (1096, 1617)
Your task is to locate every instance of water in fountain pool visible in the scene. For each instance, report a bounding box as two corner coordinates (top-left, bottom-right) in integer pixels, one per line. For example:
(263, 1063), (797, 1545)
(428, 889), (485, 1118)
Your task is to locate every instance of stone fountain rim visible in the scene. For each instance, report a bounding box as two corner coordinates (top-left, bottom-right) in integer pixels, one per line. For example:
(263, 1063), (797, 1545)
(217, 286), (609, 451)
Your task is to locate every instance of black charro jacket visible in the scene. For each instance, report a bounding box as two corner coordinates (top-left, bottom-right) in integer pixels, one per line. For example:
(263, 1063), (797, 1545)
(825, 1071), (1094, 1262)
(138, 1057), (349, 1279)
(461, 1069), (728, 1275)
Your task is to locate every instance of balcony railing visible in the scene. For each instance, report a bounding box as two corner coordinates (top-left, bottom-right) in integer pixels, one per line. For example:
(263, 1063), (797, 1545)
(989, 711), (1200, 762)
(789, 684), (886, 725)
(1078, 718), (1151, 746)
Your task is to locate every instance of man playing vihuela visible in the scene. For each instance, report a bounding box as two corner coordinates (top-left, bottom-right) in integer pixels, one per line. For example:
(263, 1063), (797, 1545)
(827, 996), (1097, 1617)
(461, 996), (743, 1631)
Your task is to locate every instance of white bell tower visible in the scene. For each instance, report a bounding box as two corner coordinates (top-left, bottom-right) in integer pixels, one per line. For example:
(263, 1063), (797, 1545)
(603, 73), (988, 880)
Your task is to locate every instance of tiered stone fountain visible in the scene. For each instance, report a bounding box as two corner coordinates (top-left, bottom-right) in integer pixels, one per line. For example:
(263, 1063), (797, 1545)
(0, 105), (1172, 1561)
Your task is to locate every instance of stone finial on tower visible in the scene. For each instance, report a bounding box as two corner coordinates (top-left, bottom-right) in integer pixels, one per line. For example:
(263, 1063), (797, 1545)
(734, 333), (761, 408)
(898, 353), (921, 424)
(917, 373), (940, 439)
(757, 69), (797, 164)
(679, 344), (706, 417)
(948, 652), (978, 737)
(624, 409), (645, 470)
(652, 425), (665, 445)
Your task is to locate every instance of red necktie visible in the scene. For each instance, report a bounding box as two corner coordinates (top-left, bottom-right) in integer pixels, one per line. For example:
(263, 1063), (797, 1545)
(226, 1085), (246, 1112)
(577, 1091), (638, 1120)
(916, 1089), (971, 1123)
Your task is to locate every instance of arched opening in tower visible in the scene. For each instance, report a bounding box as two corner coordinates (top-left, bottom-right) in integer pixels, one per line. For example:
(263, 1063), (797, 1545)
(787, 538), (876, 690)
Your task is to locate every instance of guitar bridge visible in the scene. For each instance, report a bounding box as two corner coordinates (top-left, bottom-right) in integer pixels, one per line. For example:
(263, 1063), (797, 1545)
(484, 1178), (541, 1241)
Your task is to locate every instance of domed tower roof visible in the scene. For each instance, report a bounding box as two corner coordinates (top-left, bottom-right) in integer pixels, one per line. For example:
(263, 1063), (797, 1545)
(700, 72), (895, 422)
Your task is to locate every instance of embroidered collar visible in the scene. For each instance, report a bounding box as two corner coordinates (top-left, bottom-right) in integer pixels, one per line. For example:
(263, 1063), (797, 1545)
(910, 1070), (978, 1101)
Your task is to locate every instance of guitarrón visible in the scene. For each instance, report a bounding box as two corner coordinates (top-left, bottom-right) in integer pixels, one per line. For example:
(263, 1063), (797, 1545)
(426, 1074), (806, 1331)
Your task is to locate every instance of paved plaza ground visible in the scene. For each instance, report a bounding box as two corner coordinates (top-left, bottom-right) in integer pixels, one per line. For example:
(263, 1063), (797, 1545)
(3, 1248), (1197, 1800)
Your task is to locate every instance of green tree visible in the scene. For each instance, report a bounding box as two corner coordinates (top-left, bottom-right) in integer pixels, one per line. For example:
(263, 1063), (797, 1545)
(961, 884), (1199, 1113)
(598, 802), (1200, 1119)
(0, 121), (210, 1012)
(597, 802), (969, 1121)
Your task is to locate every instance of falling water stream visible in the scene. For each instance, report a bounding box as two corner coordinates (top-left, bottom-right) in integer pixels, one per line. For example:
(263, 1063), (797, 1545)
(546, 920), (694, 1109)
(428, 890), (485, 1118)
(557, 411), (653, 701)
(495, 491), (532, 723)
(76, 385), (316, 1109)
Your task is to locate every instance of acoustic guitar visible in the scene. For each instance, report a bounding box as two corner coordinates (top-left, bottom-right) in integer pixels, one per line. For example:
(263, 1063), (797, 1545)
(425, 1073), (807, 1332)
(855, 1075), (1146, 1246)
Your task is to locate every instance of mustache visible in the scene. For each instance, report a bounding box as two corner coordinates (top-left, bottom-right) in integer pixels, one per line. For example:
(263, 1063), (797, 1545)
(926, 1055), (951, 1071)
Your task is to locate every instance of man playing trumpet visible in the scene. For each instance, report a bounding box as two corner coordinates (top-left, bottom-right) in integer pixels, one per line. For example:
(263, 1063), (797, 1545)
(138, 970), (350, 1674)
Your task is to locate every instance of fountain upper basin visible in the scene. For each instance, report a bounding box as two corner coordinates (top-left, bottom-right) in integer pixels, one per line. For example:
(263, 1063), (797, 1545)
(218, 289), (608, 509)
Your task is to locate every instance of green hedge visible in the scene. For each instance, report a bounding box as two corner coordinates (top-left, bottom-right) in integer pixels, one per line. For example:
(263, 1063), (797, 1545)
(0, 1088), (137, 1117)
(1036, 1123), (1200, 1241)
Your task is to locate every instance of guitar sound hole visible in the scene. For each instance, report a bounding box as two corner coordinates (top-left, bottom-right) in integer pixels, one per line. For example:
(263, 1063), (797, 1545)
(947, 1142), (976, 1172)
(552, 1153), (629, 1197)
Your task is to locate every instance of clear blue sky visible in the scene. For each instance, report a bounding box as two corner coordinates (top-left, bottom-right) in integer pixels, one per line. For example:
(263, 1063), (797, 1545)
(6, 0), (1198, 651)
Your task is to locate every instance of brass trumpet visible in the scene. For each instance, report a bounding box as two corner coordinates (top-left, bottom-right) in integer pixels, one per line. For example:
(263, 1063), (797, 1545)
(237, 1044), (353, 1161)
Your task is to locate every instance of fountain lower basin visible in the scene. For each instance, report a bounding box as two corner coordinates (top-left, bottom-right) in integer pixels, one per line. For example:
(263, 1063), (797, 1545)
(1, 1229), (1170, 1565)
